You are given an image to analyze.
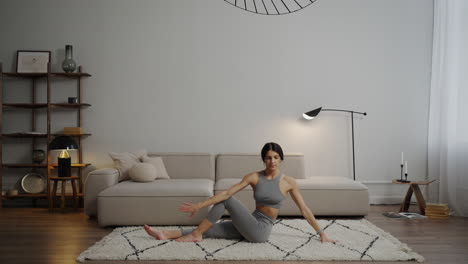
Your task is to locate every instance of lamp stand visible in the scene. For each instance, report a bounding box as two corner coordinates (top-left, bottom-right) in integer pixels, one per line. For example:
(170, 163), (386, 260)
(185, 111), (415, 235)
(322, 109), (365, 181)
(303, 108), (366, 181)
(351, 111), (356, 181)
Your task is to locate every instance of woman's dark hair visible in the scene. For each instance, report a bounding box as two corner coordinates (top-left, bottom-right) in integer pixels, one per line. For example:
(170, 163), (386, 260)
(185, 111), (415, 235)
(261, 142), (284, 161)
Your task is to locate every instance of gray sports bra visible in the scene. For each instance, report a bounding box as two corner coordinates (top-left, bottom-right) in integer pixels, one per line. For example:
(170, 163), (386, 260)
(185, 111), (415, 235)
(254, 170), (285, 209)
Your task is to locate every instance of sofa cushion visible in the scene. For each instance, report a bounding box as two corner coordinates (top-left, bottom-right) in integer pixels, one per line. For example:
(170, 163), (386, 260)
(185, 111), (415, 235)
(98, 196), (211, 226)
(215, 176), (367, 191)
(99, 179), (214, 197)
(141, 155), (170, 179)
(215, 178), (253, 191)
(129, 163), (156, 182)
(296, 176), (368, 190)
(216, 153), (305, 180)
(109, 150), (147, 181)
(215, 176), (369, 216)
(148, 153), (215, 180)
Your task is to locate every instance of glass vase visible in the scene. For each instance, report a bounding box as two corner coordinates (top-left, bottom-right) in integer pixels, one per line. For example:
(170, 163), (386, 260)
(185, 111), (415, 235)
(62, 45), (76, 73)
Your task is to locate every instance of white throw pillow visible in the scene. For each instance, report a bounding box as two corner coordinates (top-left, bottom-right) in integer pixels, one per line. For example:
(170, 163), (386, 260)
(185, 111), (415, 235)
(109, 150), (147, 181)
(129, 163), (156, 182)
(141, 155), (170, 179)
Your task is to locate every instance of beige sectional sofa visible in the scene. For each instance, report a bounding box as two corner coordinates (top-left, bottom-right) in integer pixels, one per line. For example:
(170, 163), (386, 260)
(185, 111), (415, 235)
(84, 152), (369, 227)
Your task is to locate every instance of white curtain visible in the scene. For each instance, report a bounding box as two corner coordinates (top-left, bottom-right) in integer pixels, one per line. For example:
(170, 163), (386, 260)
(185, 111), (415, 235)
(428, 0), (468, 217)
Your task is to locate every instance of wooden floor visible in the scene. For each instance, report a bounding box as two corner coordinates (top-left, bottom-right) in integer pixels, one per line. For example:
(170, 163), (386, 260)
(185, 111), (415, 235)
(0, 205), (467, 264)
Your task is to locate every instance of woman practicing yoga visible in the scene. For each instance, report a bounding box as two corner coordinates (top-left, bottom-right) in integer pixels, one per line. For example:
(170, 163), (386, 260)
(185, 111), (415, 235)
(144, 142), (337, 243)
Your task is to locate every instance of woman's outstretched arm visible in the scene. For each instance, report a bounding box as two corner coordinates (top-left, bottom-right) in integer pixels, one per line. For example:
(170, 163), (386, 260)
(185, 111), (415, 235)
(286, 177), (338, 243)
(178, 173), (253, 218)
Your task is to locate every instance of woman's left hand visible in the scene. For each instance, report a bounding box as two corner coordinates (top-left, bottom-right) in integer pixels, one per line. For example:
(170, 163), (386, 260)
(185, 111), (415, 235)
(320, 233), (338, 244)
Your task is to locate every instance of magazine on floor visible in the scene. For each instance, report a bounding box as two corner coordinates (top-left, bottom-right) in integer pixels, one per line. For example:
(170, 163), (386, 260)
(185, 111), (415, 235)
(383, 212), (427, 219)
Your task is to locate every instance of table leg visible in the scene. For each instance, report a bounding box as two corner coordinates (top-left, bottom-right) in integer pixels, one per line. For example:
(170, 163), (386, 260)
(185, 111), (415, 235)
(411, 184), (426, 215)
(400, 185), (413, 212)
(51, 180), (58, 210)
(71, 179), (78, 210)
(61, 180), (66, 212)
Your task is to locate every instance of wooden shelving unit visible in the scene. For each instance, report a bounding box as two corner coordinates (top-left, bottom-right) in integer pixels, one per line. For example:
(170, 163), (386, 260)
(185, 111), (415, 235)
(3, 103), (48, 109)
(0, 63), (91, 207)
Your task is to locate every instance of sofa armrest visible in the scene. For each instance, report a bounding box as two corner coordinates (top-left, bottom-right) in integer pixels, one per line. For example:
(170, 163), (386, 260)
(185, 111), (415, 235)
(84, 168), (119, 217)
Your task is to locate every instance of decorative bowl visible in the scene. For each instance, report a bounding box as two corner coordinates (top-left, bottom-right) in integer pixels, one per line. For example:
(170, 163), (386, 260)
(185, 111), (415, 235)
(21, 173), (46, 194)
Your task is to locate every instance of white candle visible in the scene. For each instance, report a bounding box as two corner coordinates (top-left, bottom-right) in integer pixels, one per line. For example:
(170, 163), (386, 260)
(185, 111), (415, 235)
(405, 161), (408, 174)
(401, 152), (404, 165)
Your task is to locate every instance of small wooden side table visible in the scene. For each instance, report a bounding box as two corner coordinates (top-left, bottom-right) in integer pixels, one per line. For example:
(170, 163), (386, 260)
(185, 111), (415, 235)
(50, 176), (79, 212)
(392, 179), (436, 215)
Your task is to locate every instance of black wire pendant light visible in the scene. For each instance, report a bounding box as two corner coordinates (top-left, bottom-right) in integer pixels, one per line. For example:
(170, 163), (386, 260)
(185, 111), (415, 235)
(224, 0), (318, 15)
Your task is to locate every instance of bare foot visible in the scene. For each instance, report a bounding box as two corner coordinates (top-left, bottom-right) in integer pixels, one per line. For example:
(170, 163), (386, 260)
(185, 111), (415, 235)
(144, 224), (168, 240)
(175, 231), (202, 242)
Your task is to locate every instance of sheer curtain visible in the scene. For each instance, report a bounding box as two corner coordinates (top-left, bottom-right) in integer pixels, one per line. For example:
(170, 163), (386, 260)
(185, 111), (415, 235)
(428, 0), (468, 216)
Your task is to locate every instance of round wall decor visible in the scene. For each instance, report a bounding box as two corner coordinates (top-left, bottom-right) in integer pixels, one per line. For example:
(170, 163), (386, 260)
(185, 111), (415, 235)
(224, 0), (318, 15)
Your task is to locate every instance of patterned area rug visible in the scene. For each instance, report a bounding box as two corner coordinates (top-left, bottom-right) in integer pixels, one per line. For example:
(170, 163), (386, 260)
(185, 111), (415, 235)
(77, 219), (424, 262)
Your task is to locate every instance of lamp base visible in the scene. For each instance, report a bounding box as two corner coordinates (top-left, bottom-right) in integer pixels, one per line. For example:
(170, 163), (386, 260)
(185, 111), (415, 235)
(58, 157), (71, 178)
(396, 179), (410, 183)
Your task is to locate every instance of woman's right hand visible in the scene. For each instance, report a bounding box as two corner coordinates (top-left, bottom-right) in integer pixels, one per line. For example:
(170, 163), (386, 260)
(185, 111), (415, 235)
(178, 203), (200, 218)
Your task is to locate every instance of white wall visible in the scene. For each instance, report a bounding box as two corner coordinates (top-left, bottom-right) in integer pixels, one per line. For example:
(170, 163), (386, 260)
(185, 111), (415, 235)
(0, 0), (434, 203)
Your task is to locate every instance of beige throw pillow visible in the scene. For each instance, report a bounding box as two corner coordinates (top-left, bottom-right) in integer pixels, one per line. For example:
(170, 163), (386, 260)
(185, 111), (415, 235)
(141, 155), (170, 179)
(109, 150), (147, 181)
(129, 163), (156, 182)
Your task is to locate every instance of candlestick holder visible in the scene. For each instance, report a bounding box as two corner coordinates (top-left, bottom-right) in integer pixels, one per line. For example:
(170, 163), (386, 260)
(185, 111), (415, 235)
(397, 164), (410, 182)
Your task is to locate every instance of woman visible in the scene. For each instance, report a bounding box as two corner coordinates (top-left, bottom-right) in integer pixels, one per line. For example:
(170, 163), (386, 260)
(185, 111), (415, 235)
(144, 142), (337, 243)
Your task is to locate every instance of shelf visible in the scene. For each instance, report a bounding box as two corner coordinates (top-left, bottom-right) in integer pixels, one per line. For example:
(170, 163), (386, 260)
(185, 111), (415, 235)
(2, 163), (47, 168)
(49, 163), (91, 168)
(1, 133), (47, 138)
(3, 103), (48, 109)
(50, 176), (79, 180)
(1, 72), (91, 79)
(2, 103), (91, 109)
(56, 193), (84, 197)
(2, 163), (90, 169)
(50, 103), (91, 108)
(2, 133), (91, 138)
(1, 193), (84, 199)
(51, 133), (92, 137)
(1, 72), (47, 79)
(1, 194), (48, 199)
(50, 72), (91, 78)
(1, 64), (91, 208)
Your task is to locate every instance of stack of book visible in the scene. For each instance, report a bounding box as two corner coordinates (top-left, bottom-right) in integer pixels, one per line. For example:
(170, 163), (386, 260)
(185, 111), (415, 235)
(425, 203), (449, 219)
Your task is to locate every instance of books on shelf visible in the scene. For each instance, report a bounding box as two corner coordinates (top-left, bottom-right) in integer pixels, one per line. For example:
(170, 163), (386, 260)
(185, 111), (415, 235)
(64, 127), (83, 134)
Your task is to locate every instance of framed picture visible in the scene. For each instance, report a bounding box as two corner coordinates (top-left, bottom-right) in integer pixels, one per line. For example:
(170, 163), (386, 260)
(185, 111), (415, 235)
(16, 50), (51, 73)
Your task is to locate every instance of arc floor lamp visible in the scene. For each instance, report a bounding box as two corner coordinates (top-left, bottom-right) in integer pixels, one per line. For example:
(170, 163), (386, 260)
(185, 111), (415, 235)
(303, 107), (367, 181)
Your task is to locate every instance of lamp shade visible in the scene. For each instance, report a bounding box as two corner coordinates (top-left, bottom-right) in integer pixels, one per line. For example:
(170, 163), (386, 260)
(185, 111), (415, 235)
(49, 136), (78, 150)
(302, 107), (322, 120)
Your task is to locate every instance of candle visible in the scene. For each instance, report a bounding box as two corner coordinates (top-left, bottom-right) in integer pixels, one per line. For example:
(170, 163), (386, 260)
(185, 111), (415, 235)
(404, 161), (408, 174)
(401, 152), (404, 165)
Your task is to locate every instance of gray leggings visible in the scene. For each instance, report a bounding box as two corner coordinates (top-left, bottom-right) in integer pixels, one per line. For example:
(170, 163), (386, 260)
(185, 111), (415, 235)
(182, 197), (274, 243)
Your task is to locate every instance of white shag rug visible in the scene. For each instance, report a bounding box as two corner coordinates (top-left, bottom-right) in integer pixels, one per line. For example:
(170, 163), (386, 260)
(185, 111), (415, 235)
(77, 219), (424, 262)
